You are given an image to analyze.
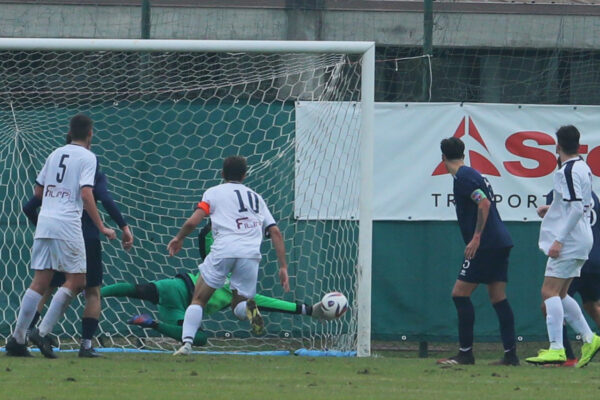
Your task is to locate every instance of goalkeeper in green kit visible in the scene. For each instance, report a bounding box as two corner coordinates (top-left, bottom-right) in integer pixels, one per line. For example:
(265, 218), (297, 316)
(101, 224), (325, 346)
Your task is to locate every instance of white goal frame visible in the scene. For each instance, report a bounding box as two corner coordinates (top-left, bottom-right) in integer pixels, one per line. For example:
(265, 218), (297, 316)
(0, 38), (374, 357)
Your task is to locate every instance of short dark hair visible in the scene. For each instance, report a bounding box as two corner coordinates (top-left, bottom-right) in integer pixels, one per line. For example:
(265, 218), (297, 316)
(223, 156), (247, 181)
(440, 137), (465, 160)
(69, 114), (93, 141)
(556, 125), (580, 154)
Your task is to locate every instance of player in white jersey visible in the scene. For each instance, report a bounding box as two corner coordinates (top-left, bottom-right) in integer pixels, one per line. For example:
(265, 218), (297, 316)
(5, 114), (116, 358)
(526, 125), (600, 367)
(168, 156), (289, 355)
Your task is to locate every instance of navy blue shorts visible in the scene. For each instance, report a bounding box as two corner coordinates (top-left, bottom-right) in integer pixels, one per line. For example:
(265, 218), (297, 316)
(568, 272), (600, 303)
(50, 239), (103, 288)
(457, 247), (511, 284)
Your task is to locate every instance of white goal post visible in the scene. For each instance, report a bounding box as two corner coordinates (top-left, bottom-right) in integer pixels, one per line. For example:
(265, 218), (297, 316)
(0, 38), (374, 357)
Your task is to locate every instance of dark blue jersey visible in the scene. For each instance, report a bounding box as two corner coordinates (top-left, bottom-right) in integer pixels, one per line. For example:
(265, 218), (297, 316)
(546, 190), (600, 273)
(453, 166), (513, 249)
(23, 168), (127, 240)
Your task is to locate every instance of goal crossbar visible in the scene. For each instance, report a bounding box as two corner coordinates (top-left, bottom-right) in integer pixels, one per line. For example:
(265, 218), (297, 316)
(0, 38), (373, 55)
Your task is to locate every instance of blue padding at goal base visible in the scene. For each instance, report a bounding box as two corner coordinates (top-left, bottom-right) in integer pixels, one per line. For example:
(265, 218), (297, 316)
(188, 350), (290, 356)
(1, 347), (290, 356)
(294, 348), (357, 357)
(2, 346), (356, 357)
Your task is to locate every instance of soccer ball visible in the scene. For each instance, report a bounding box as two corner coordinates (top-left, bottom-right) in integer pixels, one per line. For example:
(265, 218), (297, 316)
(320, 292), (348, 319)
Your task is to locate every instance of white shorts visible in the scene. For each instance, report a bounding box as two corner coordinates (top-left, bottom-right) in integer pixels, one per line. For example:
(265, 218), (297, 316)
(30, 238), (86, 274)
(544, 257), (586, 279)
(199, 253), (260, 299)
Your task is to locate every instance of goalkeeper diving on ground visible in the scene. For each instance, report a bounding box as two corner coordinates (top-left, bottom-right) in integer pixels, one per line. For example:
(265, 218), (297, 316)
(101, 223), (330, 346)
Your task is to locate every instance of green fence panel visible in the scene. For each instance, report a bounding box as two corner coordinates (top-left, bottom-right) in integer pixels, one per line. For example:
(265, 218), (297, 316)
(372, 221), (550, 342)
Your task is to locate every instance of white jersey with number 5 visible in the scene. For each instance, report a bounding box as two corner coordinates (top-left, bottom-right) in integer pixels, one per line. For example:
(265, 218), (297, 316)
(35, 144), (97, 242)
(197, 182), (276, 259)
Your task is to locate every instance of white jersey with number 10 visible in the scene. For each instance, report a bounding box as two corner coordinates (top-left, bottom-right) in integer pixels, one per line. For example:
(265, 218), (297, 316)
(34, 144), (97, 242)
(197, 182), (276, 260)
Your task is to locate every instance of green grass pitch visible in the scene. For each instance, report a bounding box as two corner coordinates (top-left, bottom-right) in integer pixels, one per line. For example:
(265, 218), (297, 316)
(3, 351), (600, 400)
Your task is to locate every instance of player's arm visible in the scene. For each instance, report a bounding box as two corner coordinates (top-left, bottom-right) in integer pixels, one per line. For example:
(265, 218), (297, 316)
(80, 156), (116, 240)
(465, 188), (491, 260)
(34, 183), (43, 199)
(538, 190), (553, 218)
(198, 223), (212, 260)
(537, 205), (551, 218)
(94, 172), (133, 250)
(267, 225), (290, 292)
(26, 159), (48, 225)
(22, 192), (43, 226)
(168, 208), (207, 256)
(82, 187), (116, 240)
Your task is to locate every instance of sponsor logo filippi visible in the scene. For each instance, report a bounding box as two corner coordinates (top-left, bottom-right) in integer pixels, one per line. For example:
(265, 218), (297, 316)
(235, 217), (260, 230)
(44, 185), (72, 199)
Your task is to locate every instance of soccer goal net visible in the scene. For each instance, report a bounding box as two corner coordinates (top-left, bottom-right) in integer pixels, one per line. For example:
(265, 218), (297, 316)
(0, 39), (374, 356)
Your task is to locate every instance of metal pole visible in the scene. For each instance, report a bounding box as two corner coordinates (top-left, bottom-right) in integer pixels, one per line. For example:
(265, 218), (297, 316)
(422, 0), (433, 101)
(0, 39), (373, 54)
(419, 341), (429, 358)
(141, 0), (151, 39)
(357, 43), (375, 357)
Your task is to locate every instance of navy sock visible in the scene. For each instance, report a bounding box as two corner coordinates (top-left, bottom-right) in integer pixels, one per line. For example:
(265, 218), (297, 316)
(28, 311), (41, 330)
(81, 317), (99, 341)
(563, 325), (576, 360)
(493, 298), (516, 351)
(453, 296), (475, 350)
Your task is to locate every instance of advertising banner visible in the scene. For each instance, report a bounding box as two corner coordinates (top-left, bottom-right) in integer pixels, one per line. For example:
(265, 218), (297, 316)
(296, 102), (600, 221)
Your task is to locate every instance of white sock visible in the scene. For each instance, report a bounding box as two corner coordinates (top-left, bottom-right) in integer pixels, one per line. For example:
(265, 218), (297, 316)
(301, 304), (307, 315)
(233, 301), (248, 320)
(13, 289), (43, 344)
(545, 296), (564, 350)
(38, 287), (74, 337)
(181, 304), (203, 344)
(562, 295), (594, 343)
(81, 339), (92, 350)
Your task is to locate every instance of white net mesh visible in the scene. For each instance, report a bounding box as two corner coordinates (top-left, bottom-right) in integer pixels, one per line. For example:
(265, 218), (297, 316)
(0, 45), (365, 352)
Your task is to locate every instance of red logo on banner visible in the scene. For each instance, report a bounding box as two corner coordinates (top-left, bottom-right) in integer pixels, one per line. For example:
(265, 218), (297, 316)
(432, 117), (501, 176)
(503, 132), (592, 177)
(503, 131), (556, 177)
